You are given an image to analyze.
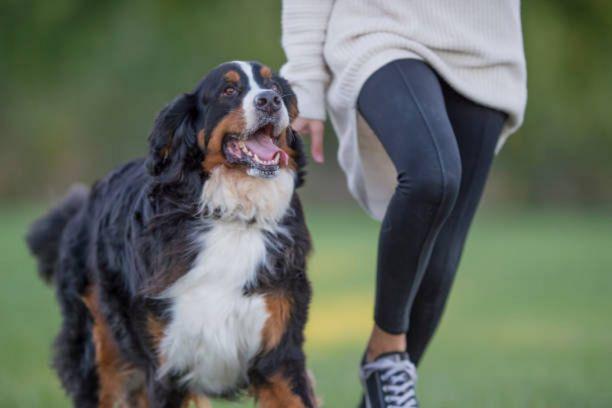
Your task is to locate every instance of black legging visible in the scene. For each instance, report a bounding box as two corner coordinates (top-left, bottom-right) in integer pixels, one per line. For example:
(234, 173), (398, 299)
(358, 59), (506, 364)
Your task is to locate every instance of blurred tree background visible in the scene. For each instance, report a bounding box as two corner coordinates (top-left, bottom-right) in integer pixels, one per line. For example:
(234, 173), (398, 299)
(0, 0), (610, 206)
(2, 2), (612, 406)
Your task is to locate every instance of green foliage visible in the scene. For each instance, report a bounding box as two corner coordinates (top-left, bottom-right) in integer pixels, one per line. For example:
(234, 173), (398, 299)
(499, 0), (612, 204)
(0, 1), (610, 204)
(0, 0), (284, 198)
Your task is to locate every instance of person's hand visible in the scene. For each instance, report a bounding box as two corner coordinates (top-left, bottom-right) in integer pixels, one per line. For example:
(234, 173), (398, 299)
(292, 117), (325, 163)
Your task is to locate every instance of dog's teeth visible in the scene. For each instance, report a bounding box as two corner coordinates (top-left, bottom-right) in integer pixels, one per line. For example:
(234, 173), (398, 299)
(239, 143), (253, 157)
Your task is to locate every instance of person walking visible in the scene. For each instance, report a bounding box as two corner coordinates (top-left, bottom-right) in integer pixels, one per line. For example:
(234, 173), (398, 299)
(281, 1), (527, 407)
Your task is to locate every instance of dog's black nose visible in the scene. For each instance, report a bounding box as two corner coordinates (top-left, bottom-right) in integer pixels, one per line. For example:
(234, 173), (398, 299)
(254, 90), (282, 113)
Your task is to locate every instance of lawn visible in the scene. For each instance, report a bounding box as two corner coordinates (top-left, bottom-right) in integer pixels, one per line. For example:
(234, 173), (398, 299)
(1, 204), (611, 407)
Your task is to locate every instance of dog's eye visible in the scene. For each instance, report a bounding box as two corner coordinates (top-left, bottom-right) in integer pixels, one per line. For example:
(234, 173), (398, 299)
(223, 86), (237, 97)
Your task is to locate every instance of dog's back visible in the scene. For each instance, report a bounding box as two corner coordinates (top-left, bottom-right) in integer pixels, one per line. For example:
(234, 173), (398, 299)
(26, 161), (154, 407)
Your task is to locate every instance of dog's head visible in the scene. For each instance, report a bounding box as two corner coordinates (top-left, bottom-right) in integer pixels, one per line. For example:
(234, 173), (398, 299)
(147, 61), (302, 186)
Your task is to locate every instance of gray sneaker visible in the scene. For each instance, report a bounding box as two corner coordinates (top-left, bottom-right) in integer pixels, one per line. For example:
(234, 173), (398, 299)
(359, 352), (419, 408)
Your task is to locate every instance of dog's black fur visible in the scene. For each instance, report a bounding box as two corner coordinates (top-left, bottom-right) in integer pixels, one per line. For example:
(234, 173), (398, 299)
(27, 61), (314, 407)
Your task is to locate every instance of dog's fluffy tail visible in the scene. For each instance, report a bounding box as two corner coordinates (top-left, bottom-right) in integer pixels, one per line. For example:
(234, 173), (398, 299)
(26, 184), (89, 284)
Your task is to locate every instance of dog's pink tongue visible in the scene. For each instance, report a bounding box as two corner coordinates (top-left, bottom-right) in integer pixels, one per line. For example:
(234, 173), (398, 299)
(245, 134), (289, 166)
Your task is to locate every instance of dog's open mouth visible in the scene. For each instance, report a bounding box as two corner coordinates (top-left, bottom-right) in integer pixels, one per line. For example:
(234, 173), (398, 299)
(223, 124), (289, 178)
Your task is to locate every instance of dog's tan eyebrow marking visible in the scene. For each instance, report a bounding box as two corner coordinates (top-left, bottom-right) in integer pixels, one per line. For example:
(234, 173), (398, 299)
(260, 65), (272, 79)
(224, 70), (240, 83)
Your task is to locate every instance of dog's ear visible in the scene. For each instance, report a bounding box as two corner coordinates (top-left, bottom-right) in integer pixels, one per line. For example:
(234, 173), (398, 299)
(287, 126), (307, 187)
(285, 126), (301, 150)
(146, 93), (198, 178)
(275, 75), (299, 121)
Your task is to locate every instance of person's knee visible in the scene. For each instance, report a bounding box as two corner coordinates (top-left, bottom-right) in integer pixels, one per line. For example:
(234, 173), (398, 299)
(396, 158), (461, 213)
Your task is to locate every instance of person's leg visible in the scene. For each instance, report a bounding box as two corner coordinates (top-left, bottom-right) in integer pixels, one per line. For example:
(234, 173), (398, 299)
(357, 59), (462, 360)
(405, 83), (506, 365)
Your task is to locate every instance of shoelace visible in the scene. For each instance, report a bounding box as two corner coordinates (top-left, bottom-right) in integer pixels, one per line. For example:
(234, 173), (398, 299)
(362, 358), (418, 408)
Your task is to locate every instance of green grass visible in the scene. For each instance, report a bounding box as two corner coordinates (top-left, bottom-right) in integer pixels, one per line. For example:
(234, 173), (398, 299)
(1, 205), (611, 407)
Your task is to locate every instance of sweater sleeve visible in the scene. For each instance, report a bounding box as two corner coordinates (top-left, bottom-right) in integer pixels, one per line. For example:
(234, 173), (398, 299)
(280, 0), (334, 121)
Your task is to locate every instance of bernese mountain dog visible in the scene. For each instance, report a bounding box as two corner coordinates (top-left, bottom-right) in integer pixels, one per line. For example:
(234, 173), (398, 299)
(26, 61), (317, 408)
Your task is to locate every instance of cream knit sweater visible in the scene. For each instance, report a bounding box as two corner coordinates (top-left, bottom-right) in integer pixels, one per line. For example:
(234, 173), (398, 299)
(281, 0), (527, 220)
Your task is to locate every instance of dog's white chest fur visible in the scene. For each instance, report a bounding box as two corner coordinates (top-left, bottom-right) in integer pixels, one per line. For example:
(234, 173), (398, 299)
(159, 167), (294, 394)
